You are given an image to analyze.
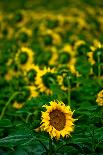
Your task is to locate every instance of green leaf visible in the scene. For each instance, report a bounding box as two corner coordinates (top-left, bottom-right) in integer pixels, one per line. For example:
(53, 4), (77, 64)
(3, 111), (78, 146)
(0, 119), (12, 127)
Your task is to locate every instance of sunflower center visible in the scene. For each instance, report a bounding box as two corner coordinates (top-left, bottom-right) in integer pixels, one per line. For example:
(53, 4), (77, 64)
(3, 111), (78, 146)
(14, 12), (23, 23)
(50, 109), (66, 131)
(59, 52), (71, 64)
(19, 52), (28, 64)
(42, 72), (56, 88)
(44, 35), (53, 46)
(18, 32), (29, 43)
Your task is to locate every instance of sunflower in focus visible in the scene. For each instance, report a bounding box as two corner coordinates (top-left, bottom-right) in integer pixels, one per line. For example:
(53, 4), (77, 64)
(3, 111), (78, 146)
(40, 100), (75, 140)
(35, 67), (56, 94)
(15, 47), (34, 71)
(96, 90), (103, 106)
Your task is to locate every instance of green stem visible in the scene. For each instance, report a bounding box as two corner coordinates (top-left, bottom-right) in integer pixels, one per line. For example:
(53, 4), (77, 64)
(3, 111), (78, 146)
(37, 139), (48, 152)
(91, 128), (95, 153)
(67, 76), (71, 106)
(0, 92), (20, 120)
(26, 113), (32, 123)
(49, 138), (52, 155)
(97, 53), (101, 78)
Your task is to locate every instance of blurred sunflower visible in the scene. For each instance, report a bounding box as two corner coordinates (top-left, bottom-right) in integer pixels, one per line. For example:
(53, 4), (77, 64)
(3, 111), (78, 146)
(11, 10), (31, 28)
(96, 90), (103, 106)
(0, 22), (14, 39)
(35, 67), (56, 94)
(27, 86), (39, 99)
(40, 29), (62, 47)
(47, 46), (58, 66)
(91, 40), (103, 64)
(24, 64), (40, 83)
(12, 101), (24, 109)
(16, 27), (32, 45)
(58, 44), (77, 74)
(15, 47), (34, 71)
(57, 72), (77, 91)
(40, 100), (75, 139)
(74, 40), (90, 56)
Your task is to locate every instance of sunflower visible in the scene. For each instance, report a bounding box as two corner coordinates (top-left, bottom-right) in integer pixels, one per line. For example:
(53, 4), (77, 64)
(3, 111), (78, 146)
(12, 10), (31, 28)
(35, 67), (56, 94)
(90, 40), (103, 64)
(58, 44), (77, 74)
(24, 64), (40, 83)
(40, 29), (62, 47)
(0, 22), (14, 39)
(74, 40), (90, 56)
(46, 46), (58, 66)
(27, 86), (39, 99)
(15, 47), (34, 71)
(12, 101), (24, 109)
(96, 90), (103, 106)
(57, 72), (77, 91)
(40, 100), (75, 140)
(15, 27), (32, 45)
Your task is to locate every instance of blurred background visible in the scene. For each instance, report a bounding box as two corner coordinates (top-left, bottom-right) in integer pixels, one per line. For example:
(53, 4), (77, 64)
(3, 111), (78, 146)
(0, 0), (103, 11)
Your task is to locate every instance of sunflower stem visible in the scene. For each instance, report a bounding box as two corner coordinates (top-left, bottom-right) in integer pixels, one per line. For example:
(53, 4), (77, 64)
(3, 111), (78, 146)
(67, 76), (71, 106)
(0, 92), (20, 120)
(26, 113), (32, 123)
(97, 53), (101, 78)
(48, 137), (52, 155)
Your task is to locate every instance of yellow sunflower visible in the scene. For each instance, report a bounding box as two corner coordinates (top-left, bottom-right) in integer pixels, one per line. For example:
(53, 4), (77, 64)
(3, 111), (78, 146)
(96, 90), (103, 106)
(24, 64), (40, 83)
(40, 29), (62, 47)
(46, 46), (58, 66)
(15, 27), (32, 46)
(40, 100), (75, 140)
(89, 40), (103, 65)
(12, 101), (24, 109)
(11, 10), (31, 28)
(0, 22), (14, 39)
(35, 67), (56, 94)
(58, 44), (77, 74)
(27, 86), (39, 99)
(15, 47), (34, 71)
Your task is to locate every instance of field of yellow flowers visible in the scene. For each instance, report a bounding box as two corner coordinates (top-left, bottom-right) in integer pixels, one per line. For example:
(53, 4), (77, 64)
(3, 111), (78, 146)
(0, 0), (103, 154)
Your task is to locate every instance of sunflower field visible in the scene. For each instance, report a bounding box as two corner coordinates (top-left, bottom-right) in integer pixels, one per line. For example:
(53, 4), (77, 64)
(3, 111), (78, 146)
(0, 0), (103, 154)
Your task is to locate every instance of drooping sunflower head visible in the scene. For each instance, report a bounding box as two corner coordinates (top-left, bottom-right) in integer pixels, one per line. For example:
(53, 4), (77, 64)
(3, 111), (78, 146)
(40, 100), (75, 140)
(15, 47), (34, 71)
(35, 68), (56, 94)
(96, 90), (103, 106)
